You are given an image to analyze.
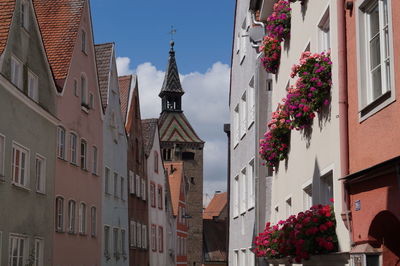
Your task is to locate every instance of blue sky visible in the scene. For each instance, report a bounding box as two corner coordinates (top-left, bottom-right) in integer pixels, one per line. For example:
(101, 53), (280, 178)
(91, 0), (235, 74)
(91, 0), (235, 203)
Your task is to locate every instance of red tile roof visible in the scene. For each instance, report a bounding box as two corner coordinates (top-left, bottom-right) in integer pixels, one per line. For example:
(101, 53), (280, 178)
(118, 75), (132, 123)
(0, 0), (15, 55)
(142, 118), (158, 157)
(165, 162), (184, 217)
(94, 43), (113, 109)
(33, 0), (85, 88)
(203, 192), (228, 220)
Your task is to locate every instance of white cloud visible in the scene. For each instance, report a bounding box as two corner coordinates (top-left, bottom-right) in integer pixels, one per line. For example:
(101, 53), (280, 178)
(116, 58), (230, 199)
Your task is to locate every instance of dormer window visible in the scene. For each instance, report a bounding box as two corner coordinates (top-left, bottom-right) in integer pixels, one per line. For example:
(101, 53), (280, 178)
(81, 30), (87, 54)
(28, 70), (39, 103)
(21, 1), (29, 30)
(11, 56), (22, 89)
(80, 74), (87, 107)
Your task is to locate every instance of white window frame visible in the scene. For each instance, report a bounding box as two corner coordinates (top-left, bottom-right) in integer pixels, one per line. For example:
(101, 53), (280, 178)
(129, 170), (135, 195)
(233, 104), (239, 148)
(135, 174), (140, 196)
(91, 206), (97, 237)
(240, 167), (247, 215)
(151, 224), (157, 251)
(247, 158), (255, 210)
(240, 91), (247, 139)
(356, 0), (395, 119)
(136, 222), (142, 248)
(57, 127), (66, 160)
(130, 220), (136, 247)
(240, 249), (246, 266)
(21, 0), (29, 30)
(120, 176), (125, 200)
(114, 172), (119, 198)
(0, 133), (6, 178)
(142, 225), (147, 249)
(233, 175), (239, 218)
(104, 225), (110, 256)
(233, 249), (239, 266)
(319, 167), (334, 205)
(80, 74), (88, 106)
(79, 202), (86, 234)
(9, 234), (28, 266)
(35, 154), (46, 193)
(67, 200), (76, 233)
(247, 247), (255, 266)
(69, 132), (78, 165)
(11, 55), (22, 89)
(28, 69), (39, 102)
(80, 139), (87, 170)
(303, 182), (313, 210)
(105, 167), (110, 195)
(141, 177), (146, 201)
(33, 238), (44, 266)
(318, 6), (331, 53)
(247, 76), (255, 128)
(55, 196), (64, 232)
(92, 146), (98, 175)
(11, 141), (30, 188)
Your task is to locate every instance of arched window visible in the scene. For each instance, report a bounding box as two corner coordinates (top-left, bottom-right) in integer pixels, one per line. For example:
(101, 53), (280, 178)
(79, 202), (86, 234)
(68, 200), (76, 233)
(55, 197), (64, 232)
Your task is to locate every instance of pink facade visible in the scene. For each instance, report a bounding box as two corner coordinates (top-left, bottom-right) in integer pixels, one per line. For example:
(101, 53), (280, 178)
(53, 2), (103, 265)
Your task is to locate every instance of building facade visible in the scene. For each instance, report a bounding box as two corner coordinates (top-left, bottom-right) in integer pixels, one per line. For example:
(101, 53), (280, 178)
(95, 43), (129, 266)
(0, 0), (57, 264)
(35, 0), (104, 264)
(119, 74), (149, 266)
(343, 0), (400, 264)
(158, 41), (205, 266)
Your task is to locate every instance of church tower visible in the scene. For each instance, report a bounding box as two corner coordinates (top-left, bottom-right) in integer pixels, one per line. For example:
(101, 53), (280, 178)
(158, 41), (204, 266)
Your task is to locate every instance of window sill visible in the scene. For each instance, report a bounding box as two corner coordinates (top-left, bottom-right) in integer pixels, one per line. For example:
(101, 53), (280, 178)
(233, 142), (239, 150)
(67, 231), (76, 235)
(248, 120), (255, 130)
(11, 182), (30, 192)
(92, 172), (99, 177)
(55, 229), (65, 233)
(233, 215), (239, 219)
(58, 156), (68, 162)
(247, 206), (255, 212)
(0, 175), (5, 182)
(359, 91), (394, 122)
(81, 105), (89, 114)
(240, 132), (246, 140)
(70, 162), (79, 167)
(36, 190), (46, 195)
(79, 232), (87, 236)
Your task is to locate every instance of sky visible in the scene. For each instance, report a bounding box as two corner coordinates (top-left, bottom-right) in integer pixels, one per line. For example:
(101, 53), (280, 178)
(91, 1), (235, 204)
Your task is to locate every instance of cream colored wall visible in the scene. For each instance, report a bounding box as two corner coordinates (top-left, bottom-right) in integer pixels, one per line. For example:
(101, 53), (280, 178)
(269, 0), (350, 254)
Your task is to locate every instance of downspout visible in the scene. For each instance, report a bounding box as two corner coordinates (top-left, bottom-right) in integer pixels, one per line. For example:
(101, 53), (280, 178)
(337, 0), (353, 246)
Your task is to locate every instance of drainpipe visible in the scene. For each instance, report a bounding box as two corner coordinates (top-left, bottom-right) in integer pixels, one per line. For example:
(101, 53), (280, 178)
(337, 0), (353, 247)
(251, 11), (265, 49)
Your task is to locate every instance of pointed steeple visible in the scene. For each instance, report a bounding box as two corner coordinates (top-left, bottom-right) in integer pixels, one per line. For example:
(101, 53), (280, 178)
(159, 41), (184, 113)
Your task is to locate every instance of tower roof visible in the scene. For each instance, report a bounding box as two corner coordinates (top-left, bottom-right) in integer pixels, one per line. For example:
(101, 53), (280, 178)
(159, 41), (184, 97)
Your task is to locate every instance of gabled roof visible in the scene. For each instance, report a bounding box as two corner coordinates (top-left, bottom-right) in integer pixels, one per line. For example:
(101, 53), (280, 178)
(203, 219), (227, 262)
(94, 43), (113, 110)
(159, 41), (184, 97)
(159, 111), (203, 143)
(118, 75), (133, 123)
(33, 0), (85, 88)
(0, 0), (15, 55)
(203, 192), (228, 220)
(165, 162), (184, 217)
(142, 118), (159, 157)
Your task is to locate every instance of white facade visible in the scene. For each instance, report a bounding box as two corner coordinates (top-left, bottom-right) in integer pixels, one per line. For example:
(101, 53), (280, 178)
(101, 45), (129, 266)
(146, 124), (169, 266)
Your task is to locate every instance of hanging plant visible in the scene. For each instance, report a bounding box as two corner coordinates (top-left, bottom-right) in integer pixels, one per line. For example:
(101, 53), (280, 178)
(259, 103), (291, 168)
(260, 36), (282, 74)
(254, 202), (338, 264)
(266, 0), (292, 41)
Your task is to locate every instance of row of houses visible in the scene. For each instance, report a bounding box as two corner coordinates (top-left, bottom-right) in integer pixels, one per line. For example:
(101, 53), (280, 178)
(0, 0), (204, 265)
(228, 0), (400, 265)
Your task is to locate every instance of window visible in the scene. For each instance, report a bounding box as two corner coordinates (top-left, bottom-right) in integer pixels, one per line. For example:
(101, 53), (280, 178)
(247, 159), (255, 209)
(318, 8), (330, 52)
(233, 175), (239, 218)
(12, 142), (29, 187)
(57, 127), (66, 159)
(33, 238), (44, 266)
(150, 182), (156, 207)
(154, 151), (159, 173)
(141, 177), (146, 201)
(136, 222), (142, 248)
(239, 17), (247, 63)
(130, 220), (136, 247)
(151, 224), (157, 251)
(91, 206), (97, 237)
(0, 134), (4, 178)
(70, 133), (78, 165)
(89, 93), (94, 109)
(320, 171), (333, 205)
(135, 174), (140, 196)
(121, 229), (126, 256)
(80, 139), (87, 170)
(74, 79), (78, 97)
(129, 170), (135, 195)
(113, 228), (119, 259)
(142, 225), (147, 249)
(233, 105), (239, 147)
(286, 197), (292, 217)
(247, 248), (255, 266)
(28, 70), (39, 102)
(158, 226), (163, 253)
(233, 250), (239, 266)
(68, 200), (76, 233)
(55, 197), (64, 232)
(303, 184), (313, 210)
(248, 77), (255, 128)
(120, 176), (125, 200)
(157, 185), (163, 210)
(104, 226), (110, 256)
(92, 146), (98, 175)
(21, 1), (29, 30)
(241, 249), (246, 266)
(9, 235), (28, 265)
(81, 30), (87, 53)
(11, 56), (22, 88)
(81, 75), (87, 105)
(358, 0), (393, 109)
(35, 155), (46, 193)
(240, 92), (247, 139)
(240, 168), (247, 214)
(105, 167), (110, 194)
(114, 172), (118, 198)
(162, 149), (171, 161)
(79, 202), (86, 234)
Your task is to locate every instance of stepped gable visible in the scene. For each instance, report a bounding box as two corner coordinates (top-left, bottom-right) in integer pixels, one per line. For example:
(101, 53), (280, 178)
(94, 43), (113, 110)
(0, 0), (15, 55)
(165, 161), (184, 217)
(159, 41), (184, 97)
(203, 192), (228, 220)
(142, 118), (158, 157)
(33, 0), (85, 89)
(118, 75), (133, 123)
(159, 111), (203, 144)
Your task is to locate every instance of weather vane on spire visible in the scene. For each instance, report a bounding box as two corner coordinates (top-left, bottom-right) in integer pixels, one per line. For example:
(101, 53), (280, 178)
(169, 25), (177, 41)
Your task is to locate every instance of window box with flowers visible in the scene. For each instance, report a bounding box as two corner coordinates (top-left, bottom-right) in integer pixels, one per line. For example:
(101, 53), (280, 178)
(260, 36), (282, 74)
(266, 0), (292, 42)
(254, 203), (338, 264)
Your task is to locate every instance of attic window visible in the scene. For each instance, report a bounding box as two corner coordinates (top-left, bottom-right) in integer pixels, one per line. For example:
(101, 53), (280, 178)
(21, 1), (29, 30)
(163, 149), (171, 161)
(182, 152), (194, 161)
(81, 30), (87, 54)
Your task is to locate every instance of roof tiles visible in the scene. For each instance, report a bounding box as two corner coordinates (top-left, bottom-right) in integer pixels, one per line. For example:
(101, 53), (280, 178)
(165, 162), (184, 217)
(203, 192), (228, 220)
(0, 0), (15, 55)
(94, 43), (113, 109)
(142, 118), (158, 157)
(118, 75), (132, 123)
